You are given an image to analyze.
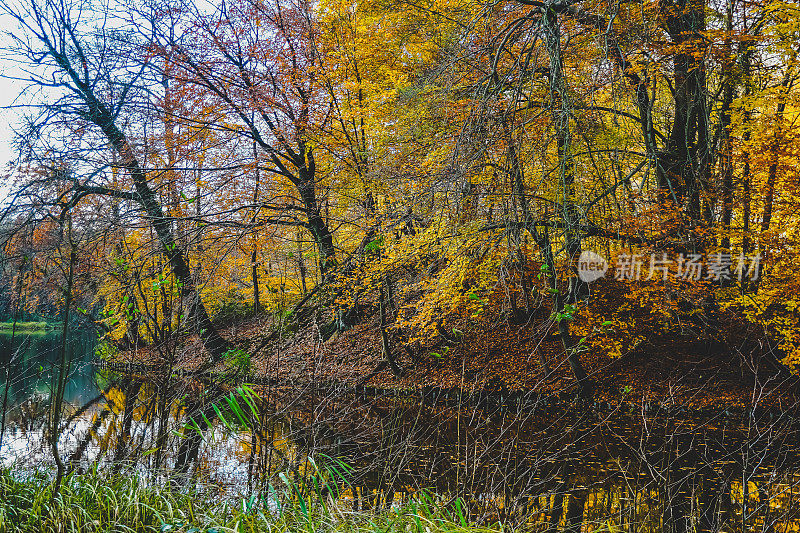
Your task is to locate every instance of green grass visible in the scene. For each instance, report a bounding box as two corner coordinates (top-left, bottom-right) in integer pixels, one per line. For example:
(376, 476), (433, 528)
(0, 321), (60, 332)
(0, 467), (501, 533)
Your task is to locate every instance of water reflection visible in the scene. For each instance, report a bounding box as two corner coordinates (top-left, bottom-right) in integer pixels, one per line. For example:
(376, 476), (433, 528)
(1, 361), (800, 531)
(0, 329), (99, 407)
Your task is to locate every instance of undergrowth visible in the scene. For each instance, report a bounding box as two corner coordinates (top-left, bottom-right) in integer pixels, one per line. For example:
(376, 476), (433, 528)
(0, 466), (500, 533)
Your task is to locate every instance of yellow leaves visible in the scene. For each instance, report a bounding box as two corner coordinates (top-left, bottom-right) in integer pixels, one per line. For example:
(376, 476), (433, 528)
(104, 388), (126, 415)
(330, 217), (509, 345)
(733, 278), (800, 371)
(785, 347), (800, 371)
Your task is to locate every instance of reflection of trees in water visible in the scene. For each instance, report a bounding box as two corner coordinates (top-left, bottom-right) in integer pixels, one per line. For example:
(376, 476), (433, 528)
(36, 372), (800, 531)
(0, 330), (98, 435)
(0, 331), (100, 467)
(267, 388), (800, 530)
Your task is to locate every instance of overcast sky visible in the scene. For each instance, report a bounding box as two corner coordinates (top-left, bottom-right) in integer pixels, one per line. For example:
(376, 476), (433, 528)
(0, 83), (18, 202)
(0, 13), (22, 202)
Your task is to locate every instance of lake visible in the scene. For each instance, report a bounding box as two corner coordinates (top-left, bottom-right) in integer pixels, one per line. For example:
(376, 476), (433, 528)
(0, 329), (100, 466)
(0, 328), (99, 409)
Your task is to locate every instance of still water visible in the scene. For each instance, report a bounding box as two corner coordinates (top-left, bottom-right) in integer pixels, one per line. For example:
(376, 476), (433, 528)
(0, 329), (99, 467)
(1, 330), (799, 530)
(0, 329), (99, 408)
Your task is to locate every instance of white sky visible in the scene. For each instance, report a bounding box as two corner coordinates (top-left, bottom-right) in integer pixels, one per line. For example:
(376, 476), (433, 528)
(0, 81), (18, 203)
(0, 13), (23, 202)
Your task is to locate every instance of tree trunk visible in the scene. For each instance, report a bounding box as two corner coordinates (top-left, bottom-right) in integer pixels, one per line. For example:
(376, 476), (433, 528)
(52, 216), (76, 496)
(658, 0), (709, 225)
(84, 90), (229, 361)
(252, 137), (261, 314)
(718, 1), (735, 249)
(550, 490), (565, 530)
(297, 166), (336, 275)
(564, 490), (587, 533)
(543, 10), (590, 392)
(379, 279), (403, 377)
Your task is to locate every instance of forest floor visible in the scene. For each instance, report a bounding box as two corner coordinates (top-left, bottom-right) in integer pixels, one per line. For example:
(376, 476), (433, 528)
(110, 278), (799, 412)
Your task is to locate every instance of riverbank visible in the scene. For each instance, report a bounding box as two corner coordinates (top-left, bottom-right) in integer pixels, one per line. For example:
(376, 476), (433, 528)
(0, 321), (60, 332)
(108, 279), (800, 412)
(0, 467), (496, 533)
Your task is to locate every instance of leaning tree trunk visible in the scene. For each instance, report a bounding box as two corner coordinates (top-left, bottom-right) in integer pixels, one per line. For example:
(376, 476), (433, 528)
(297, 162), (336, 276)
(81, 89), (229, 361)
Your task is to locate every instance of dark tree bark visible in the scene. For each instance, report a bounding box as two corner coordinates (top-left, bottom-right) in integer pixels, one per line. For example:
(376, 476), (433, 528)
(717, 1), (736, 250)
(379, 278), (403, 377)
(564, 489), (587, 533)
(657, 0), (710, 223)
(542, 8), (590, 391)
(550, 490), (565, 530)
(5, 0), (231, 362)
(252, 139), (262, 314)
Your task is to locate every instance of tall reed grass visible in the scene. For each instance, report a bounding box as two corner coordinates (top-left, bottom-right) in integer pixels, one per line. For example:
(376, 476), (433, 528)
(0, 466), (501, 533)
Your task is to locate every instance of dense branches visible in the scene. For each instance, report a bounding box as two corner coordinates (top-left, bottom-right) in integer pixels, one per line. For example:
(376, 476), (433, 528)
(1, 0), (800, 377)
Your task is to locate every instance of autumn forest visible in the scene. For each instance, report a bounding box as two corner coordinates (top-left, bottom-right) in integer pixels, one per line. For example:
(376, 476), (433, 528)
(0, 0), (799, 530)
